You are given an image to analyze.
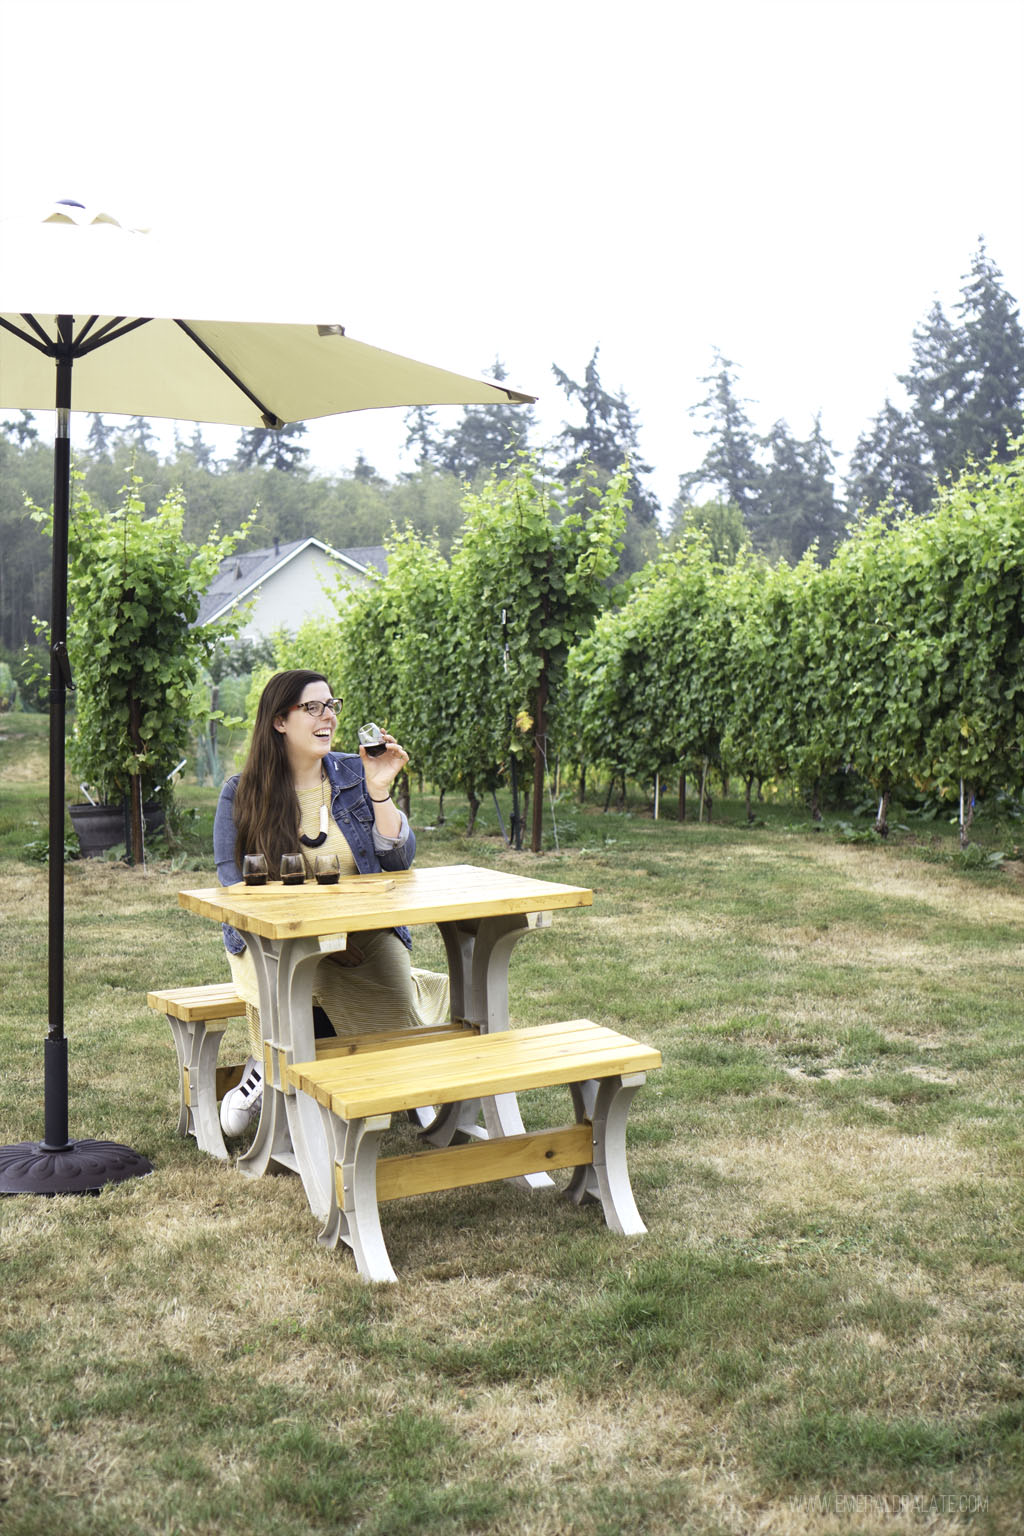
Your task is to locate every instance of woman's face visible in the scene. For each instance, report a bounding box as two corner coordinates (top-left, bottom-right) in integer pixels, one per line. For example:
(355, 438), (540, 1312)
(273, 679), (337, 768)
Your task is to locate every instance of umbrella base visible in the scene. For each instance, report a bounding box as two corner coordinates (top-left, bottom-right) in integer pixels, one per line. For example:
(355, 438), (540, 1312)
(0, 1139), (153, 1195)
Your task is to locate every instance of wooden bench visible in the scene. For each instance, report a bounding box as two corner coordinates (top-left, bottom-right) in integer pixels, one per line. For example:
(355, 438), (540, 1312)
(147, 978), (468, 1162)
(147, 984), (250, 1161)
(286, 1018), (662, 1283)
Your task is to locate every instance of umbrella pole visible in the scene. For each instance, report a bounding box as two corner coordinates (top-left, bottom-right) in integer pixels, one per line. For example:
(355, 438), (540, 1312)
(0, 316), (152, 1195)
(43, 323), (74, 1151)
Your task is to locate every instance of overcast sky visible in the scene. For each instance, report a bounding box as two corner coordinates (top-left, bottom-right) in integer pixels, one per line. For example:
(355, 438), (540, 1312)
(2, 0), (1022, 511)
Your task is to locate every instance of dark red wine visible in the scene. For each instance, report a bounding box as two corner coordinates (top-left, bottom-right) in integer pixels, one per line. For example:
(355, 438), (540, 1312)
(244, 873), (267, 886)
(316, 872), (340, 885)
(282, 873), (305, 886)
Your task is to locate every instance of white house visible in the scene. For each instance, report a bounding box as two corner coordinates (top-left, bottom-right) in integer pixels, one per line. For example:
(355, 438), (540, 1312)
(196, 537), (387, 641)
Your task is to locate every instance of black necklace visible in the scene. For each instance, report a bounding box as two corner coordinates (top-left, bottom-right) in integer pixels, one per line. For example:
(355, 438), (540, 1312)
(298, 771), (330, 848)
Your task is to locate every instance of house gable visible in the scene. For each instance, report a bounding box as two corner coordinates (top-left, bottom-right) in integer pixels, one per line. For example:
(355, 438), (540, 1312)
(197, 537), (387, 641)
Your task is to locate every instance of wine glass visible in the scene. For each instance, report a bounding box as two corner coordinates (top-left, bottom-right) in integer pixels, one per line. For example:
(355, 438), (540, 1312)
(314, 853), (341, 886)
(279, 852), (305, 886)
(242, 853), (268, 886)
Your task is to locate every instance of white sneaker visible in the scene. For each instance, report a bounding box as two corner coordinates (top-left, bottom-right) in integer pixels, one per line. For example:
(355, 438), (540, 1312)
(220, 1056), (263, 1136)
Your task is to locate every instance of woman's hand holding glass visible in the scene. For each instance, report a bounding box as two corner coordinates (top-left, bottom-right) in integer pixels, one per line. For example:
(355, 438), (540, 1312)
(360, 729), (409, 799)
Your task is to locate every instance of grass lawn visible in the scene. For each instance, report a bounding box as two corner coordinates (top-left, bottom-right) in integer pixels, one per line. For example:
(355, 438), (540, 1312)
(1, 711), (1022, 1534)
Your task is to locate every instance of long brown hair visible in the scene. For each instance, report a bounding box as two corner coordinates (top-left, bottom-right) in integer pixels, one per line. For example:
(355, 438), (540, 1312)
(232, 670), (331, 870)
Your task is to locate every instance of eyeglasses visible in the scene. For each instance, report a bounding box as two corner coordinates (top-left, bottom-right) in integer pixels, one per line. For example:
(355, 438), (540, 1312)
(289, 697), (343, 719)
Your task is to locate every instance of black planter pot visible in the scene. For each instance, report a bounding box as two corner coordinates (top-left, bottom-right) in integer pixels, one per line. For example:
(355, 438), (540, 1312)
(69, 801), (165, 859)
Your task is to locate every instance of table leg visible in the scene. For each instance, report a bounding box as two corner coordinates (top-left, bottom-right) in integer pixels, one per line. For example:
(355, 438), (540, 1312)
(436, 912), (555, 1187)
(566, 1073), (648, 1235)
(236, 933), (334, 1223)
(235, 936), (294, 1178)
(316, 1105), (397, 1283)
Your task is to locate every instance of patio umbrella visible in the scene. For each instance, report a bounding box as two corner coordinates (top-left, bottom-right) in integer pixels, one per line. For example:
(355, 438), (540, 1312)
(0, 201), (535, 1196)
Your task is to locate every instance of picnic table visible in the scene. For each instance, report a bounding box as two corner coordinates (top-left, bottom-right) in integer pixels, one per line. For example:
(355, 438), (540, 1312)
(178, 863), (660, 1280)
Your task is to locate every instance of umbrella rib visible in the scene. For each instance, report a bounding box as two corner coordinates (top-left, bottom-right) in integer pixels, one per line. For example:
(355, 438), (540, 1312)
(77, 317), (153, 356)
(0, 315), (52, 354)
(74, 316), (100, 346)
(174, 320), (284, 428)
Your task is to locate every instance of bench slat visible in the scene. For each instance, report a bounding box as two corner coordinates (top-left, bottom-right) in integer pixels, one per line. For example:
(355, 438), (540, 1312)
(147, 984), (247, 1022)
(314, 1020), (477, 1059)
(354, 1123), (595, 1206)
(294, 1021), (656, 1093)
(293, 1019), (617, 1091)
(289, 1021), (660, 1119)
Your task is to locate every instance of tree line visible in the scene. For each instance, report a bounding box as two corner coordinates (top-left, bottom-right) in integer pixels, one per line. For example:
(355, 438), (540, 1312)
(257, 437), (1024, 849)
(2, 241), (1021, 683)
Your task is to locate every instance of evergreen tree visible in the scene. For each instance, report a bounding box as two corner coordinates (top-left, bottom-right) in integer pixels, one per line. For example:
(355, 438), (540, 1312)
(1, 409), (39, 446)
(351, 453), (385, 486)
(679, 351), (764, 531)
(435, 360), (535, 481)
(121, 416), (158, 453)
(185, 423), (218, 471)
(755, 415), (842, 562)
(403, 406), (441, 467)
(234, 421), (309, 472)
(900, 243), (1024, 484)
(845, 399), (932, 519)
(552, 347), (659, 525)
(87, 413), (115, 459)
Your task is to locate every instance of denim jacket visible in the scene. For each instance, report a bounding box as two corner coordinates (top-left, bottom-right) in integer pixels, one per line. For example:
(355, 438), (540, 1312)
(213, 751), (416, 955)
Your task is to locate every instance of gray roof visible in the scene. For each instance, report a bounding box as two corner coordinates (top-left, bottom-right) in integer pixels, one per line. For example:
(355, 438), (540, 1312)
(196, 537), (388, 627)
(334, 545), (389, 576)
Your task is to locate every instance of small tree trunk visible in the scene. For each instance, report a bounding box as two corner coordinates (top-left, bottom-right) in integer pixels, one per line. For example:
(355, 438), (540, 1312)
(397, 769), (411, 818)
(603, 776), (615, 813)
(678, 773), (686, 822)
(745, 773), (755, 822)
(531, 672), (549, 853)
(810, 778), (823, 823)
(208, 683), (219, 785)
(437, 787), (446, 826)
(960, 780), (975, 848)
(578, 762), (587, 804)
(128, 693), (145, 865)
(616, 773), (626, 812)
(875, 789), (891, 837)
(698, 760), (711, 823)
(466, 785), (480, 836)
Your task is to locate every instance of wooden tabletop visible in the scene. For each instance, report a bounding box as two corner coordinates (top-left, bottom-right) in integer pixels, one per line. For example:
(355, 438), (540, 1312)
(179, 862), (593, 940)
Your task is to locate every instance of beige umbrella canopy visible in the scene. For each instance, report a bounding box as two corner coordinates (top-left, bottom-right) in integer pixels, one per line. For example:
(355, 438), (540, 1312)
(0, 201), (535, 1196)
(0, 204), (534, 424)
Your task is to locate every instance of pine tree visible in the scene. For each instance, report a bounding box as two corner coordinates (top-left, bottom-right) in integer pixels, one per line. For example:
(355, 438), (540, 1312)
(679, 351), (764, 529)
(86, 413), (115, 459)
(402, 406), (441, 467)
(121, 416), (158, 453)
(1, 409), (39, 446)
(552, 347), (659, 525)
(751, 416), (840, 562)
(186, 424), (218, 471)
(845, 400), (932, 519)
(352, 453), (385, 486)
(234, 421), (309, 472)
(435, 361), (534, 481)
(900, 243), (1024, 483)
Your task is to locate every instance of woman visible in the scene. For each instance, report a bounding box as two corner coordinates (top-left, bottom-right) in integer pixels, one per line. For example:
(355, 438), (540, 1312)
(212, 669), (445, 1136)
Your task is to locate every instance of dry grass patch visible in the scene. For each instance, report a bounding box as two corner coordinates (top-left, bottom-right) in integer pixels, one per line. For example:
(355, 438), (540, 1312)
(2, 809), (1023, 1534)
